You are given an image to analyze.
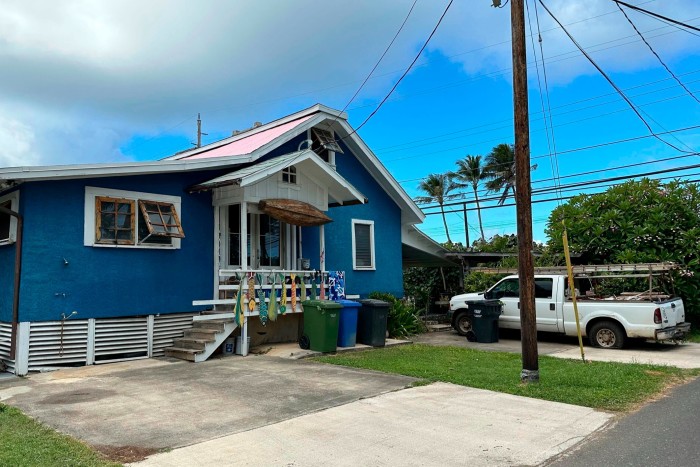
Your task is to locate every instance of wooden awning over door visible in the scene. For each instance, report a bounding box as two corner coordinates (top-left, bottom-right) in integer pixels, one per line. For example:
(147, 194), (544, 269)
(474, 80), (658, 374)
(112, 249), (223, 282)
(258, 199), (332, 226)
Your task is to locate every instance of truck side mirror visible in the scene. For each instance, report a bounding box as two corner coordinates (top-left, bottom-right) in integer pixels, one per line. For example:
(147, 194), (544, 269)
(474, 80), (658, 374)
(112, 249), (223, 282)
(484, 291), (493, 300)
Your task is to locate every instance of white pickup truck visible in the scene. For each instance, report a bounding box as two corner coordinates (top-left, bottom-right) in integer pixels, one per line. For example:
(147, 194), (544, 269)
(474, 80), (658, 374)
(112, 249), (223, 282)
(448, 274), (691, 348)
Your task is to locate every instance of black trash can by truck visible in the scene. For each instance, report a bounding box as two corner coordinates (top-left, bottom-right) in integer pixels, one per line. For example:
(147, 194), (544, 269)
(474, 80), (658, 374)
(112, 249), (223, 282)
(357, 299), (390, 347)
(466, 300), (502, 343)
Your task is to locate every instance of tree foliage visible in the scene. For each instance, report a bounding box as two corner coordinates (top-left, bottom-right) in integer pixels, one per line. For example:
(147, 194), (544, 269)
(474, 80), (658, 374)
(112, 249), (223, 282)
(546, 179), (700, 321)
(416, 173), (458, 243)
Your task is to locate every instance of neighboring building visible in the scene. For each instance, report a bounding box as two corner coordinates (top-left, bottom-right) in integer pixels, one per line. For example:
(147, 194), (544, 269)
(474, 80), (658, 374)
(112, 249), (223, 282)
(0, 104), (447, 375)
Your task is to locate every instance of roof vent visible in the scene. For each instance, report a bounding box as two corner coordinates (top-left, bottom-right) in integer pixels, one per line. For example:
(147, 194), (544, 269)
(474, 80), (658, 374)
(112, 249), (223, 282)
(253, 122), (263, 128)
(232, 130), (242, 136)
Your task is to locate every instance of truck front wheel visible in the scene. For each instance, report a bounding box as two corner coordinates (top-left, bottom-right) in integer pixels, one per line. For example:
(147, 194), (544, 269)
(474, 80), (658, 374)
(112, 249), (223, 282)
(589, 321), (625, 349)
(454, 311), (473, 336)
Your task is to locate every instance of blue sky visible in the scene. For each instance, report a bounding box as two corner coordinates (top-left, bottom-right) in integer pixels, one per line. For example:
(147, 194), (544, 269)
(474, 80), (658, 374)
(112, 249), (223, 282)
(2, 0), (699, 244)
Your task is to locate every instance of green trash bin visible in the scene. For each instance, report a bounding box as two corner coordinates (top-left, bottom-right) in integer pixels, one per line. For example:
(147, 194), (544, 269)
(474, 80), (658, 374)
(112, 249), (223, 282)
(299, 300), (342, 352)
(466, 300), (502, 343)
(357, 299), (390, 347)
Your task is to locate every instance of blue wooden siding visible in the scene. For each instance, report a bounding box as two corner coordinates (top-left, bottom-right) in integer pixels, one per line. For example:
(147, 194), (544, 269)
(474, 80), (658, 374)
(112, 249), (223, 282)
(8, 173), (218, 322)
(303, 141), (404, 298)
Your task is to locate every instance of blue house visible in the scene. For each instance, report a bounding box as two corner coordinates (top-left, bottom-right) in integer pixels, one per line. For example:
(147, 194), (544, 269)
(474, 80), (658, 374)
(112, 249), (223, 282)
(0, 104), (447, 375)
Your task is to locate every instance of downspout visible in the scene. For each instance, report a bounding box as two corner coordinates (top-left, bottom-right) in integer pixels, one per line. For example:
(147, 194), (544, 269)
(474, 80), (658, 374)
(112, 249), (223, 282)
(0, 204), (23, 361)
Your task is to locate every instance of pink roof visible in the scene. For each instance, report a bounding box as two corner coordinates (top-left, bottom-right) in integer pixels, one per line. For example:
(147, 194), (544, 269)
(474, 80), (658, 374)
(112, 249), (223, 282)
(183, 115), (313, 160)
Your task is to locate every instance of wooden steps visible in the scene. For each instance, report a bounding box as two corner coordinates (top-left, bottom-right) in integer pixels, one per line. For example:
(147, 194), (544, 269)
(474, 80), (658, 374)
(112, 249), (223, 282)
(165, 311), (238, 363)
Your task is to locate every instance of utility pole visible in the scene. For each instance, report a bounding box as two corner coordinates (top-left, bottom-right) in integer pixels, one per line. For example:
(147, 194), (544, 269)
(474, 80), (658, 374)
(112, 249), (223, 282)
(196, 113), (208, 148)
(463, 202), (470, 248)
(510, 0), (539, 382)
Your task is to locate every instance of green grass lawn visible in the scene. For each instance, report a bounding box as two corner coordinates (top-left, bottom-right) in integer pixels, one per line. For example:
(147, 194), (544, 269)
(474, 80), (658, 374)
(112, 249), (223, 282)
(0, 404), (121, 467)
(314, 344), (699, 412)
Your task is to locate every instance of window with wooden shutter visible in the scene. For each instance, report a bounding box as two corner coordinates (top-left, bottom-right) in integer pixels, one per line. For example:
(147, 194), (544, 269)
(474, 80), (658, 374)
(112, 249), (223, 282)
(352, 220), (375, 270)
(95, 197), (136, 245)
(138, 200), (185, 244)
(85, 187), (183, 249)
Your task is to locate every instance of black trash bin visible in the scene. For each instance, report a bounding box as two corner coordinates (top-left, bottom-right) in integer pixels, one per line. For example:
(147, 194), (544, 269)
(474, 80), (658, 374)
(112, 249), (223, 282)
(466, 300), (502, 343)
(357, 299), (390, 347)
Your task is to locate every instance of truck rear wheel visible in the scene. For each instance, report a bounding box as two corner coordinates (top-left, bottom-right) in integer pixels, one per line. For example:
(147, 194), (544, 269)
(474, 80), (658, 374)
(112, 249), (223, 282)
(454, 311), (473, 336)
(589, 321), (625, 349)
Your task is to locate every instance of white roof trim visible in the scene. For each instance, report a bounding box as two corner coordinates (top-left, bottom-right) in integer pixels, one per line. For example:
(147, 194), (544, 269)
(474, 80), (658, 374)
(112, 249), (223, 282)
(333, 119), (424, 225)
(0, 154), (258, 182)
(191, 150), (367, 205)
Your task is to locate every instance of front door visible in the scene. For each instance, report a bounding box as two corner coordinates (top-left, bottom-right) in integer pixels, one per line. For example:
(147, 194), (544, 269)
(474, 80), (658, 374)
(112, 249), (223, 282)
(225, 204), (284, 269)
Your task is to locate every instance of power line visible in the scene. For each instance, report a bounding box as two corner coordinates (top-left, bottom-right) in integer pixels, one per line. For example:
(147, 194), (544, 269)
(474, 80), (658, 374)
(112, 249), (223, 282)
(616, 3), (700, 105)
(336, 0), (418, 116)
(612, 1), (700, 35)
(347, 0), (454, 136)
(539, 0), (692, 154)
(380, 69), (700, 156)
(528, 0), (564, 205)
(419, 158), (700, 209)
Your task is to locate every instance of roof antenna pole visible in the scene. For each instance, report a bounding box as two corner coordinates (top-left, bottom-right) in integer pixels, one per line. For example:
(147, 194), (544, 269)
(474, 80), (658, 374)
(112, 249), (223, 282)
(196, 113), (208, 148)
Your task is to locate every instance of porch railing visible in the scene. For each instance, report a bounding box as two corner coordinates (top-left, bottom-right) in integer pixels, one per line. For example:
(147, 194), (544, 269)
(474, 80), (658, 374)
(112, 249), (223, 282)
(193, 269), (344, 316)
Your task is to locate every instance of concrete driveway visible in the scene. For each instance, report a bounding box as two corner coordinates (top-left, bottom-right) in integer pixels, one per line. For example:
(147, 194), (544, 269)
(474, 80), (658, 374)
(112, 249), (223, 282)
(0, 353), (616, 466)
(0, 356), (416, 461)
(414, 330), (700, 368)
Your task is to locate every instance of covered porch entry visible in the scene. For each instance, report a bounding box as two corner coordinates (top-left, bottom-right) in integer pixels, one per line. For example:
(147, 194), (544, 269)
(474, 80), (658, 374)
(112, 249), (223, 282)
(190, 150), (366, 357)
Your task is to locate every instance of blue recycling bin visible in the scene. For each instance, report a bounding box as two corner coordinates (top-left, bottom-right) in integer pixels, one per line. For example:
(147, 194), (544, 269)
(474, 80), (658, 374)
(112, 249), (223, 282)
(336, 299), (361, 348)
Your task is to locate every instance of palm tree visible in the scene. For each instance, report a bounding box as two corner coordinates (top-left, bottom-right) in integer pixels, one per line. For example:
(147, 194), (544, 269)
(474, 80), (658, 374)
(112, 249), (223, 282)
(417, 173), (457, 244)
(452, 155), (487, 241)
(484, 143), (517, 205)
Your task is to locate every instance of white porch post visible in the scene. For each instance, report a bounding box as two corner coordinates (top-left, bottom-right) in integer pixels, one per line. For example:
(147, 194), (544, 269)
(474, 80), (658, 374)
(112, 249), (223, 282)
(291, 225), (297, 270)
(240, 201), (249, 357)
(319, 224), (326, 272)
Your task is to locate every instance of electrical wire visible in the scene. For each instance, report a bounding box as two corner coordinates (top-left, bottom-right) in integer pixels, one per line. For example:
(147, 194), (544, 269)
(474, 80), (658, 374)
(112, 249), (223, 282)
(379, 69), (700, 155)
(616, 3), (700, 105)
(418, 158), (700, 209)
(539, 0), (692, 155)
(612, 1), (700, 34)
(344, 0), (454, 138)
(336, 0), (418, 116)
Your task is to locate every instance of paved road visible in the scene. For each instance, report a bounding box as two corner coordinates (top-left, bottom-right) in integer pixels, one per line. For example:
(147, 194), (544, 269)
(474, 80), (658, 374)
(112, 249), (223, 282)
(547, 376), (700, 466)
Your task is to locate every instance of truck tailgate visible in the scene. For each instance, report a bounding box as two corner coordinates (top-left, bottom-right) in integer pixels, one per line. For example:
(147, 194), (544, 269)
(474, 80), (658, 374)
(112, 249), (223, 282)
(659, 298), (685, 327)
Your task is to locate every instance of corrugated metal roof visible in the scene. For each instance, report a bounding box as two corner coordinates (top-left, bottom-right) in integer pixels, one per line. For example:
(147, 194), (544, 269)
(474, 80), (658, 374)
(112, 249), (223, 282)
(182, 115), (313, 160)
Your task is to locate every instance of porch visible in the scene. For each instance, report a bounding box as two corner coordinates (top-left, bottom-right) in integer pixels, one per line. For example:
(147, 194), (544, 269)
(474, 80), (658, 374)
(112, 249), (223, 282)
(186, 268), (344, 360)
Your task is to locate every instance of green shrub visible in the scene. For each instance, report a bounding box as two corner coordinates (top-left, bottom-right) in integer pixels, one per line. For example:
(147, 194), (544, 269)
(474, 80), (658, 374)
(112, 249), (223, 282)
(368, 292), (426, 338)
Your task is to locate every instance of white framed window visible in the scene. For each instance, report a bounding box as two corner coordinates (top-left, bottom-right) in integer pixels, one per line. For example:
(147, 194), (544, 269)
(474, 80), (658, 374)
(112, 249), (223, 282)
(351, 219), (375, 270)
(281, 166), (297, 184)
(84, 187), (184, 249)
(0, 191), (19, 246)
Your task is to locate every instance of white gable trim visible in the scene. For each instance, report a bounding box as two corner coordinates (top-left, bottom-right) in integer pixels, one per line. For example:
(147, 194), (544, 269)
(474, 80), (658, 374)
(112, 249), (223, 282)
(333, 119), (424, 225)
(0, 155), (256, 182)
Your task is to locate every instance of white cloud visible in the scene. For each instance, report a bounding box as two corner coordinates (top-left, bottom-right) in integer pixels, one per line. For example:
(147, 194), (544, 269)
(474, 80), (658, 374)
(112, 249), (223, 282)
(0, 115), (38, 166)
(0, 0), (698, 166)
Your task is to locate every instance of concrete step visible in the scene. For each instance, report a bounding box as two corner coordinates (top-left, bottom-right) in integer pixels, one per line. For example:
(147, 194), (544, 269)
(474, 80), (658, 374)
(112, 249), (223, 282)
(173, 337), (210, 351)
(164, 347), (201, 362)
(184, 328), (219, 340)
(192, 321), (226, 332)
(427, 324), (453, 333)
